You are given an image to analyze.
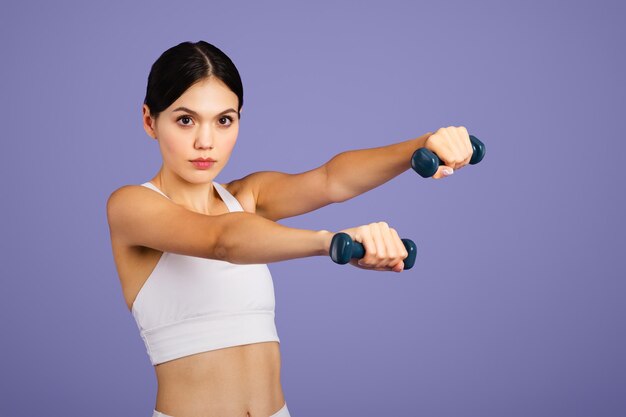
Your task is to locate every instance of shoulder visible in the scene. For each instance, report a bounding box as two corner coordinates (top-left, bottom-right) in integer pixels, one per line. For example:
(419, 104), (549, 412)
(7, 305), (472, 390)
(106, 184), (169, 226)
(107, 184), (141, 209)
(107, 184), (155, 208)
(219, 178), (257, 214)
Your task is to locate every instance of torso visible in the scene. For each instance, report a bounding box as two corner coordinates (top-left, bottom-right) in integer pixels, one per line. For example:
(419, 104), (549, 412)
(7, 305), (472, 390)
(109, 180), (286, 417)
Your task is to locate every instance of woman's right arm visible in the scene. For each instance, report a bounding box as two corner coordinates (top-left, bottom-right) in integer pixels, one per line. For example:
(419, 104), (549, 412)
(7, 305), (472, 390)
(106, 185), (334, 264)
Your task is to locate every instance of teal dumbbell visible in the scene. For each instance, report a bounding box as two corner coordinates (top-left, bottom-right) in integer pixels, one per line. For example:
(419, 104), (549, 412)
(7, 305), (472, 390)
(412, 134), (486, 178)
(329, 232), (417, 270)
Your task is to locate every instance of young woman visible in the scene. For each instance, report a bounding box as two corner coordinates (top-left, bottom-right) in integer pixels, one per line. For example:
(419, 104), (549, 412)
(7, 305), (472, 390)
(106, 40), (473, 417)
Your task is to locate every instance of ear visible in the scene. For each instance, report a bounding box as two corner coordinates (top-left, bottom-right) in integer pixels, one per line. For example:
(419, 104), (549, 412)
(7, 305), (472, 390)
(142, 104), (158, 140)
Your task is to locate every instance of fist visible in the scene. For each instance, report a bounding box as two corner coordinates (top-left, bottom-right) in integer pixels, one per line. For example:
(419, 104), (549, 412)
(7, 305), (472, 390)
(339, 222), (409, 272)
(424, 126), (473, 179)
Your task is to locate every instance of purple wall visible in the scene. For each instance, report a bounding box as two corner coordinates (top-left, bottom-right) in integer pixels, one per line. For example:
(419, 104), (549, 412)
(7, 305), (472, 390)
(1, 0), (624, 416)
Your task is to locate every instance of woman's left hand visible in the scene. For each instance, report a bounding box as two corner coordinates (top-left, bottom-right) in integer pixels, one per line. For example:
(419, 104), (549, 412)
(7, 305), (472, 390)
(423, 126), (473, 179)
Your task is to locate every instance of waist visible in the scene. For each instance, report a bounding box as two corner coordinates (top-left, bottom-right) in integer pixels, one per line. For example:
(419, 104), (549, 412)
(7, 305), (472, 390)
(155, 341), (284, 413)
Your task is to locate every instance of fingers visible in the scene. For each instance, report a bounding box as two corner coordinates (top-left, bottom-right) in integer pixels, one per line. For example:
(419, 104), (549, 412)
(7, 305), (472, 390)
(458, 126), (473, 166)
(368, 222), (389, 270)
(389, 227), (409, 271)
(427, 126), (473, 179)
(356, 222), (408, 272)
(433, 165), (454, 180)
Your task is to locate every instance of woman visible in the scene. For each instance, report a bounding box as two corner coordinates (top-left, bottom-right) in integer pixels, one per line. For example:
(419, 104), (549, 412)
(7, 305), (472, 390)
(106, 40), (473, 417)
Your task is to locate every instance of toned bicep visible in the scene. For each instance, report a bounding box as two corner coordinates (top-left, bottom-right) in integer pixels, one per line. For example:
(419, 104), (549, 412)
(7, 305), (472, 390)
(106, 185), (226, 260)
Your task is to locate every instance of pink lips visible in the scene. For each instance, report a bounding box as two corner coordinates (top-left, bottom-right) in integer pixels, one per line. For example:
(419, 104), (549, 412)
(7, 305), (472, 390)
(191, 160), (215, 169)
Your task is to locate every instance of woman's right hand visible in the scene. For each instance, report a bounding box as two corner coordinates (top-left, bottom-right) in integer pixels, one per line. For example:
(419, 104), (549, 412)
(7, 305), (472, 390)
(338, 222), (409, 272)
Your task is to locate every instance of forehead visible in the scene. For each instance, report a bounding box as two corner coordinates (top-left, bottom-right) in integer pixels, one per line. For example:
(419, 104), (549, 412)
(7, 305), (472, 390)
(172, 77), (238, 109)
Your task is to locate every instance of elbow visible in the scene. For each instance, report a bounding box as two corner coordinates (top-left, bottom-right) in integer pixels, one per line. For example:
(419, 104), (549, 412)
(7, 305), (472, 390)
(326, 178), (351, 203)
(212, 228), (230, 263)
(325, 168), (344, 204)
(211, 213), (240, 264)
(212, 239), (229, 262)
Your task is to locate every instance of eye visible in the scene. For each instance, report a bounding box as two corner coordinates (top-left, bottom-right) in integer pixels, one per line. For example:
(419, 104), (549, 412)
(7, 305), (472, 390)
(176, 115), (234, 127)
(219, 116), (234, 126)
(177, 115), (194, 126)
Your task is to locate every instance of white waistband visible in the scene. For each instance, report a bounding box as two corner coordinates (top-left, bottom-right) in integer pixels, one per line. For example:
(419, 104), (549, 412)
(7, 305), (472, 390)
(139, 310), (280, 365)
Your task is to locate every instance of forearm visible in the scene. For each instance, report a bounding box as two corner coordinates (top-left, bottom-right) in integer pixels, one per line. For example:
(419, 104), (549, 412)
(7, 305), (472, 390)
(325, 132), (432, 202)
(215, 211), (335, 264)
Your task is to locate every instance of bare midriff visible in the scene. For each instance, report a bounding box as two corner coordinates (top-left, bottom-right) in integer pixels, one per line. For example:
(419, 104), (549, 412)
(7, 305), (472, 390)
(153, 341), (285, 417)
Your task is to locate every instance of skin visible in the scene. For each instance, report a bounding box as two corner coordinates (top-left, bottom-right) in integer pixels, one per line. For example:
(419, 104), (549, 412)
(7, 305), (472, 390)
(130, 77), (289, 417)
(113, 75), (473, 416)
(141, 77), (241, 215)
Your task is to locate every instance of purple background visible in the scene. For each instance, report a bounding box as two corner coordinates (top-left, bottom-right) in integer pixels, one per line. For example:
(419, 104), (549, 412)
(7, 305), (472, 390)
(2, 0), (624, 416)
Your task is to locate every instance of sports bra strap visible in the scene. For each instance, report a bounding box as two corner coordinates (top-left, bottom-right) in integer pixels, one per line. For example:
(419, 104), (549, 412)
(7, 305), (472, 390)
(212, 182), (244, 212)
(141, 182), (169, 199)
(140, 181), (243, 212)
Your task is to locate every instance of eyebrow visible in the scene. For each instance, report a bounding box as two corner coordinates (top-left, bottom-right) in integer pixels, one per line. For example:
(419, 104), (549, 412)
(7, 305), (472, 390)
(172, 106), (238, 117)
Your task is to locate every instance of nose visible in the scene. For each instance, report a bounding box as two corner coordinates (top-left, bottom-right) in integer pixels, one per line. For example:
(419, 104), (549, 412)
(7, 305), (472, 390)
(194, 125), (214, 150)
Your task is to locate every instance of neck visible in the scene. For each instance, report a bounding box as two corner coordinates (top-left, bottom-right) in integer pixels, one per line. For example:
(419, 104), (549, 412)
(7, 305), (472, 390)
(152, 168), (218, 215)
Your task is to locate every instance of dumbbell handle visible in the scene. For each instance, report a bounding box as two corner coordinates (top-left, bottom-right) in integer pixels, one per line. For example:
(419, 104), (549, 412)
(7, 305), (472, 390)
(329, 232), (417, 270)
(411, 134), (486, 178)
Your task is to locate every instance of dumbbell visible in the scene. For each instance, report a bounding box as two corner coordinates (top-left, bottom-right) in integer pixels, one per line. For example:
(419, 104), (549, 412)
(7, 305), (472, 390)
(411, 134), (486, 178)
(329, 232), (417, 270)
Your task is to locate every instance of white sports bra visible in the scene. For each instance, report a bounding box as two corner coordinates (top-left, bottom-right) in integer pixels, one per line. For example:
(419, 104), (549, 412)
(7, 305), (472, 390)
(131, 181), (280, 365)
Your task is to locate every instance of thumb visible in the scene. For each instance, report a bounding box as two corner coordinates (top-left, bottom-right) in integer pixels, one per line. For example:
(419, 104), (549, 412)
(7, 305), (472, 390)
(433, 165), (454, 179)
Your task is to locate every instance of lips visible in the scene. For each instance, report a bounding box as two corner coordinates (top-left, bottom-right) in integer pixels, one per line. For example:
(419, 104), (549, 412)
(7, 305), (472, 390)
(191, 159), (215, 170)
(191, 158), (216, 162)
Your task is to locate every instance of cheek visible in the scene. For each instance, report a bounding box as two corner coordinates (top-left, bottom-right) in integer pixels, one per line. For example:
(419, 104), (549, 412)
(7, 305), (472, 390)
(226, 138), (237, 152)
(162, 137), (184, 155)
(159, 140), (186, 166)
(226, 130), (238, 149)
(163, 140), (176, 154)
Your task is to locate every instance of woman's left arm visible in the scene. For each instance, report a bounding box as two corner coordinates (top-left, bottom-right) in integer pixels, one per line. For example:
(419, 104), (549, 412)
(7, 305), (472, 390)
(326, 126), (473, 202)
(240, 126), (473, 221)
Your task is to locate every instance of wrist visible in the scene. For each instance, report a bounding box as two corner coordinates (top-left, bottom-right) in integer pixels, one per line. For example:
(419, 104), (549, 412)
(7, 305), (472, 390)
(417, 131), (433, 149)
(315, 229), (335, 256)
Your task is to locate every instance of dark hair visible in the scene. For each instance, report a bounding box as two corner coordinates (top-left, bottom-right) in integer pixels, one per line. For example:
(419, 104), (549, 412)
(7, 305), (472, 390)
(143, 41), (243, 121)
